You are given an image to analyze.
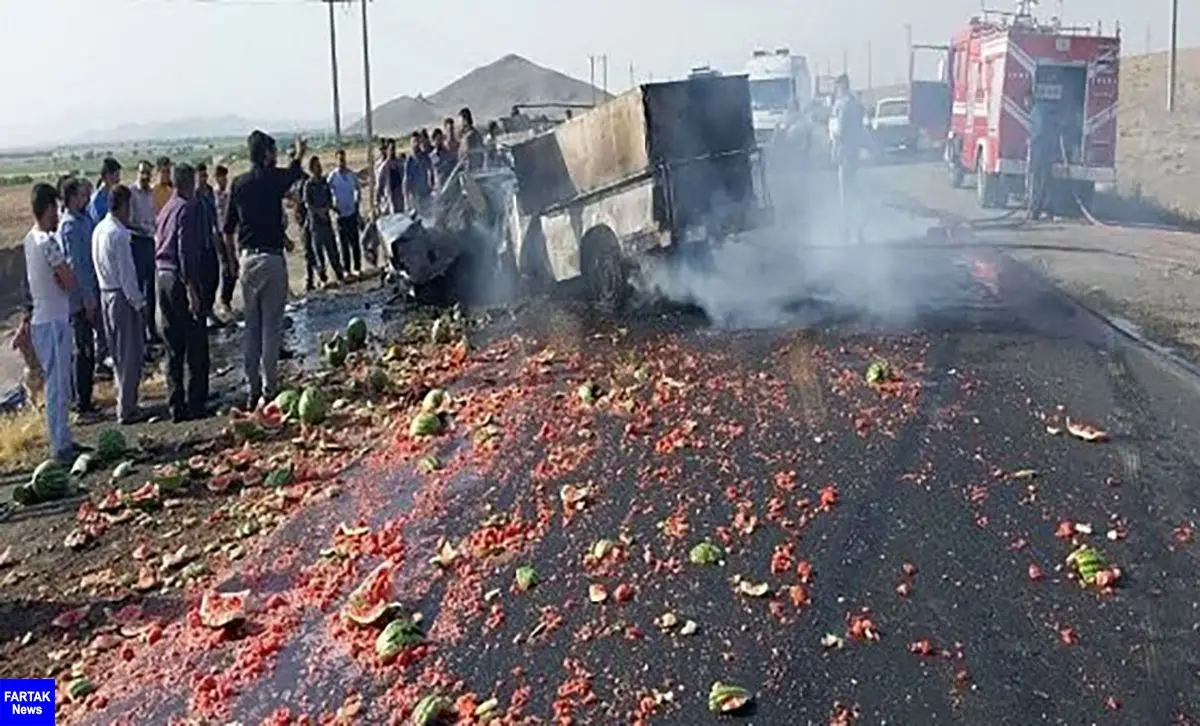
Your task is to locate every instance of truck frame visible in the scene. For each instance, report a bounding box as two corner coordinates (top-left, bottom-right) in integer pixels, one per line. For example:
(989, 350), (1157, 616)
(503, 73), (772, 309)
(942, 6), (1120, 209)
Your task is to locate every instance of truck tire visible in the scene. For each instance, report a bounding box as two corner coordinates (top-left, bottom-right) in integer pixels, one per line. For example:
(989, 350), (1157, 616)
(580, 226), (631, 314)
(976, 157), (1001, 209)
(948, 160), (965, 188)
(945, 140), (965, 188)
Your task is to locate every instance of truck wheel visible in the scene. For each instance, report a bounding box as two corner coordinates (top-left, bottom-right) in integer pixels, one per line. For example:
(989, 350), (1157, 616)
(976, 158), (1000, 209)
(948, 160), (965, 188)
(580, 226), (631, 314)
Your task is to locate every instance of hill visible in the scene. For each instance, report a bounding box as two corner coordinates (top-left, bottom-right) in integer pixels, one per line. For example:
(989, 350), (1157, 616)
(354, 54), (612, 136)
(71, 114), (331, 145)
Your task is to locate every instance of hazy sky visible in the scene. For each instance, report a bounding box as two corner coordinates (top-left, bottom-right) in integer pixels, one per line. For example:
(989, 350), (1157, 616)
(0, 0), (1193, 146)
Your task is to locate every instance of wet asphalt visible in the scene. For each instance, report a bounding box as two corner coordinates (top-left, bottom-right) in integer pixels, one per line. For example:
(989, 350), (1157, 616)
(76, 163), (1200, 725)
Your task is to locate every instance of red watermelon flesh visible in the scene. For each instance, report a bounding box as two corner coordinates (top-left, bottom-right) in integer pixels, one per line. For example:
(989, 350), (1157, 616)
(343, 560), (394, 626)
(199, 590), (250, 628)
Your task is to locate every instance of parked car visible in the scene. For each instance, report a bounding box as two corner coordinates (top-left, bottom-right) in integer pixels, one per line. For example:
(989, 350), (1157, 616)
(869, 97), (919, 154)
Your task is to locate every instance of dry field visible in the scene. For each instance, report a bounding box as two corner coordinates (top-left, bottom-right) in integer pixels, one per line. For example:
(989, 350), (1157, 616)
(0, 144), (379, 319)
(0, 143), (376, 250)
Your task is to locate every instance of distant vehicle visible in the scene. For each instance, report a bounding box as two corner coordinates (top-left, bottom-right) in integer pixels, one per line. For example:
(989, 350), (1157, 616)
(743, 49), (813, 157)
(939, 3), (1121, 209)
(688, 65), (722, 79)
(869, 97), (920, 153)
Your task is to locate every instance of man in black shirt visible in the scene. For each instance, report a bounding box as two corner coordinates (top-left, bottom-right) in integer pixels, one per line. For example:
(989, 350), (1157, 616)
(222, 130), (306, 408)
(302, 155), (345, 289)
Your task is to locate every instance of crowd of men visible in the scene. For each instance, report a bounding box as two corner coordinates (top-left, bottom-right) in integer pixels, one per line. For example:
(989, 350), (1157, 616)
(371, 107), (505, 219)
(16, 130), (323, 462)
(14, 105), (504, 463)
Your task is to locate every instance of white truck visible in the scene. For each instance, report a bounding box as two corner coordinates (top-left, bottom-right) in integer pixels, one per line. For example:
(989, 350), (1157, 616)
(743, 49), (813, 158)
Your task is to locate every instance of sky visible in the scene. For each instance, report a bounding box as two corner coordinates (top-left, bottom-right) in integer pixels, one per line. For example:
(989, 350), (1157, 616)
(0, 0), (1194, 148)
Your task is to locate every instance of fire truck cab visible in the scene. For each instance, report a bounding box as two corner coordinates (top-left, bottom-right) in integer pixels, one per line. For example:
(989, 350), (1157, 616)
(943, 6), (1120, 210)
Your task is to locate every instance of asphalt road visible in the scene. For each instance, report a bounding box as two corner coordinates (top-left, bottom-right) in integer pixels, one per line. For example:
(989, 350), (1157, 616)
(62, 162), (1200, 725)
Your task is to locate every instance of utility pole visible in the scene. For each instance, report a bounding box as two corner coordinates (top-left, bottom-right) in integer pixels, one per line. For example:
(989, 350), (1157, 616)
(325, 0), (343, 146)
(360, 0), (376, 216)
(905, 24), (914, 89)
(867, 41), (873, 93)
(1168, 0), (1179, 112)
(602, 54), (609, 96)
(841, 48), (848, 76)
(589, 55), (596, 106)
(629, 61), (635, 88)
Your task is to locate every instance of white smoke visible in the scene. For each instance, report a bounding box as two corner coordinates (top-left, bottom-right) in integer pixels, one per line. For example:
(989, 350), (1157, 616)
(636, 157), (951, 329)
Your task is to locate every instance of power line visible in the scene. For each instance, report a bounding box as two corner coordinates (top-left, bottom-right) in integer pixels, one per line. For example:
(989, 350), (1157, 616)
(123, 0), (343, 6)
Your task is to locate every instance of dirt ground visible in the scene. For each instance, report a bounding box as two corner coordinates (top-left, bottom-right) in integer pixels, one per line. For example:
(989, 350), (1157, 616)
(4, 246), (1200, 723)
(1114, 48), (1200, 218)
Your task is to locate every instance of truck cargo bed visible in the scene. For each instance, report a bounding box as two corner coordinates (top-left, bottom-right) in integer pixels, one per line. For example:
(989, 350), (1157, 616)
(510, 75), (757, 223)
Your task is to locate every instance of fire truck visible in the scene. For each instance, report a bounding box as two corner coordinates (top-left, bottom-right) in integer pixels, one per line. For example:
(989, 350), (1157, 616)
(940, 3), (1120, 210)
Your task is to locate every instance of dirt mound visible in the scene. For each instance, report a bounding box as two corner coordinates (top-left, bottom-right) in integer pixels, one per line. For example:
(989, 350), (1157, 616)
(1115, 48), (1200, 217)
(355, 54), (611, 137)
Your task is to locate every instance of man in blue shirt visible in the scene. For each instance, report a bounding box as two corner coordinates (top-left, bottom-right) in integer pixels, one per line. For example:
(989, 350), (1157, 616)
(58, 177), (100, 415)
(404, 131), (433, 218)
(327, 149), (363, 276)
(88, 157), (121, 225)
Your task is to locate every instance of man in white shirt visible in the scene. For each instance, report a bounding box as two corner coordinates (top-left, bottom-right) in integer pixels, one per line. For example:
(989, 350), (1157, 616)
(20, 183), (91, 461)
(127, 160), (161, 347)
(92, 185), (147, 424)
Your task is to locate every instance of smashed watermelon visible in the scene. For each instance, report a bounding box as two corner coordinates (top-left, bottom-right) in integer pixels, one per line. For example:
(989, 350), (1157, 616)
(152, 464), (188, 493)
(199, 590), (249, 628)
(343, 560), (394, 626)
(127, 482), (161, 511)
(375, 617), (425, 663)
(273, 389), (301, 418)
(323, 334), (348, 368)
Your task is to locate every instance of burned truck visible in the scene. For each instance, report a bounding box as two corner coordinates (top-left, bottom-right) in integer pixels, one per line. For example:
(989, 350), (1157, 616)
(382, 73), (772, 309)
(506, 73), (772, 308)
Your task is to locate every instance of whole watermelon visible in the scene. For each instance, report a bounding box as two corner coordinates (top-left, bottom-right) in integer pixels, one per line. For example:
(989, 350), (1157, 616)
(346, 317), (368, 351)
(273, 389), (301, 418)
(31, 459), (70, 501)
(411, 695), (452, 726)
(96, 428), (127, 462)
(366, 367), (389, 395)
(298, 387), (327, 425)
(409, 411), (442, 437)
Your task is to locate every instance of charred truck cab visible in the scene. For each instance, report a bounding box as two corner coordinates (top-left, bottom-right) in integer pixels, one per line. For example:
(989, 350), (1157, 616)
(940, 3), (1120, 210)
(505, 73), (772, 310)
